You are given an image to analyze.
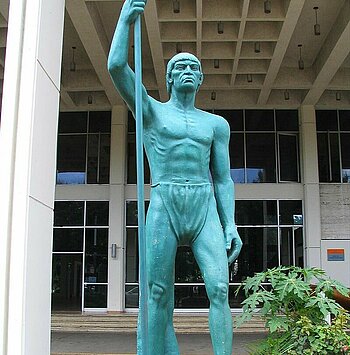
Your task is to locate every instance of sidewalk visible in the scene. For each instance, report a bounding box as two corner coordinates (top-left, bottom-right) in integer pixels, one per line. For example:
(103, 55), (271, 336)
(51, 331), (267, 355)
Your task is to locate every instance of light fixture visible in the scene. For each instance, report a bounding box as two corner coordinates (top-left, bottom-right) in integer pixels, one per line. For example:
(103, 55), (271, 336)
(284, 90), (290, 101)
(336, 92), (341, 101)
(70, 46), (76, 72)
(211, 91), (216, 100)
(214, 59), (220, 68)
(247, 74), (253, 83)
(254, 42), (261, 53)
(88, 94), (93, 105)
(313, 7), (320, 36)
(298, 44), (304, 70)
(217, 21), (224, 34)
(264, 0), (271, 14)
(173, 0), (180, 14)
(176, 43), (182, 53)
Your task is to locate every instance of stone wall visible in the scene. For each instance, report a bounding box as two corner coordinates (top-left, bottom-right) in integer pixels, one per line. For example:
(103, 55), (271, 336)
(320, 184), (350, 240)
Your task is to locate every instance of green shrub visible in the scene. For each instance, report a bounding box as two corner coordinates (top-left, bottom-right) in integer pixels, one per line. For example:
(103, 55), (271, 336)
(235, 266), (350, 354)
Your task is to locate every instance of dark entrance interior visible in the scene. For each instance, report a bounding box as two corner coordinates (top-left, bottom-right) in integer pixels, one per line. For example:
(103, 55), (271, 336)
(51, 254), (83, 312)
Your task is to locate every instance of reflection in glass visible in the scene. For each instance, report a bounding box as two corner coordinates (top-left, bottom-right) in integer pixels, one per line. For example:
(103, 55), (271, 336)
(127, 133), (151, 184)
(51, 254), (83, 312)
(86, 201), (109, 226)
(245, 110), (274, 131)
(279, 200), (302, 225)
(58, 112), (87, 134)
(88, 111), (111, 133)
(53, 228), (84, 252)
(280, 227), (304, 267)
(84, 229), (108, 283)
(126, 284), (252, 309)
(57, 111), (111, 185)
(56, 135), (87, 184)
(232, 227), (278, 282)
(279, 134), (299, 182)
(276, 110), (298, 131)
(294, 227), (304, 267)
(99, 134), (111, 184)
(126, 201), (150, 226)
(317, 133), (340, 182)
(54, 201), (84, 226)
(175, 247), (203, 283)
(339, 110), (350, 131)
(235, 200), (277, 225)
(125, 285), (139, 308)
(246, 133), (276, 183)
(341, 134), (350, 183)
(229, 133), (245, 183)
(175, 285), (209, 308)
(87, 134), (98, 183)
(316, 110), (338, 131)
(215, 110), (244, 131)
(280, 227), (294, 266)
(126, 228), (139, 283)
(86, 134), (111, 184)
(84, 285), (107, 308)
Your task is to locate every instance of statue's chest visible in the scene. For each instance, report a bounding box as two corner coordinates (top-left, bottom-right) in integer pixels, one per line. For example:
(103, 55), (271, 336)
(152, 112), (213, 146)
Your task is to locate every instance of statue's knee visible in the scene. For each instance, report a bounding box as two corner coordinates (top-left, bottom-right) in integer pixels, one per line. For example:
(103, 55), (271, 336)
(150, 283), (167, 304)
(209, 282), (228, 304)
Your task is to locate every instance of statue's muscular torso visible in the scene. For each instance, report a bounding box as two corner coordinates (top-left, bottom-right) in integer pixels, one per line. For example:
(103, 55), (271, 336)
(143, 101), (224, 184)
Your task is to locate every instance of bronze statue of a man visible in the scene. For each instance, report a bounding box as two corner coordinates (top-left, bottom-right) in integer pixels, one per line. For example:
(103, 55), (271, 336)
(108, 1), (242, 354)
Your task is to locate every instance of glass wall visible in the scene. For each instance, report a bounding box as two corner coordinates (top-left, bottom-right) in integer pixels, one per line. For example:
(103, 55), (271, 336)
(316, 110), (350, 183)
(127, 111), (151, 184)
(56, 111), (111, 184)
(124, 199), (303, 309)
(126, 109), (299, 184)
(51, 200), (109, 311)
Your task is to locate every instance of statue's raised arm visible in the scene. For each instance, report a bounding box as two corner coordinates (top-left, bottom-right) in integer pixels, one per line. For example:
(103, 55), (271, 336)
(107, 0), (151, 117)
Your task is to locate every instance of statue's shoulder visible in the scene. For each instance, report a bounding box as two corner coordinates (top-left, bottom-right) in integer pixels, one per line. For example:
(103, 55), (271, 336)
(198, 110), (230, 132)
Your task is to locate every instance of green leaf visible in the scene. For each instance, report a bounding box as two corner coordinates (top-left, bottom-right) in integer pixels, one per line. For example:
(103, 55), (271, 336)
(266, 316), (289, 333)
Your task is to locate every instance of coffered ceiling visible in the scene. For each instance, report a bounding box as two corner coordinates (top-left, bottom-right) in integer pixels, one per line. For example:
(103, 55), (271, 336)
(1, 0), (350, 111)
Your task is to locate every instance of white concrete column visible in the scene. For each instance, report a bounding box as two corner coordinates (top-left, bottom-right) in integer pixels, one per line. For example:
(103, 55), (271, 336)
(299, 105), (322, 268)
(0, 0), (64, 354)
(108, 105), (128, 311)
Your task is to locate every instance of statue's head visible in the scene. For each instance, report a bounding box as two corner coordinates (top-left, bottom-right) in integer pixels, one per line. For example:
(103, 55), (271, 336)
(166, 52), (203, 94)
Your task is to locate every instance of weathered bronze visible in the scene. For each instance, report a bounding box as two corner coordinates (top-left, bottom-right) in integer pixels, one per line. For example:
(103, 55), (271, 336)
(108, 1), (243, 354)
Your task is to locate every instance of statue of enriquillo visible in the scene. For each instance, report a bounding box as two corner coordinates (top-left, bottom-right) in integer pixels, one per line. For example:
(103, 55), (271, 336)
(108, 1), (243, 354)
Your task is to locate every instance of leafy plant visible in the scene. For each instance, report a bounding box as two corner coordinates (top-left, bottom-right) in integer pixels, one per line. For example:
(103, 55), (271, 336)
(235, 266), (350, 354)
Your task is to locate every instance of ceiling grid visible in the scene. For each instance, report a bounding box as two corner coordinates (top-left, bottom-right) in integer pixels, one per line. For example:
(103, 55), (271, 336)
(0, 0), (349, 109)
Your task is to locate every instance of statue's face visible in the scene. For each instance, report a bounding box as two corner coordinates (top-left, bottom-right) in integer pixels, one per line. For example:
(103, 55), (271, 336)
(167, 57), (203, 94)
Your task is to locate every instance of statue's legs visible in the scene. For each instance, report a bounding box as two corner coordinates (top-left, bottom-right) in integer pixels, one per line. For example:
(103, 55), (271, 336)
(192, 197), (233, 355)
(137, 188), (180, 355)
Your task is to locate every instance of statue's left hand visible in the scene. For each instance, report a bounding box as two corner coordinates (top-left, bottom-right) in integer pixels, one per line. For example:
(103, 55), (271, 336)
(224, 226), (242, 265)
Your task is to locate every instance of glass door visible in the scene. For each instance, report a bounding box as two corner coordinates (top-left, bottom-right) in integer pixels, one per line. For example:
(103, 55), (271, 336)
(52, 254), (83, 312)
(52, 201), (109, 312)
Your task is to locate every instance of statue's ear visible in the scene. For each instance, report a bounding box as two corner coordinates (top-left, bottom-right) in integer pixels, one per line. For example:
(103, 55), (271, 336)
(197, 73), (204, 92)
(199, 73), (204, 85)
(166, 73), (173, 85)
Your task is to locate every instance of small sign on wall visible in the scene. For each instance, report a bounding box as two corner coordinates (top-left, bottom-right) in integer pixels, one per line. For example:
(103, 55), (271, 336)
(327, 248), (345, 261)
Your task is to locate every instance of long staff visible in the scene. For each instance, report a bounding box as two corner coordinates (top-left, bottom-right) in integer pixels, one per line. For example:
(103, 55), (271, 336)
(134, 14), (149, 355)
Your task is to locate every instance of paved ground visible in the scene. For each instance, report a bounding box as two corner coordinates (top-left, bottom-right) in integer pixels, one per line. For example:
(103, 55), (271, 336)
(51, 332), (267, 355)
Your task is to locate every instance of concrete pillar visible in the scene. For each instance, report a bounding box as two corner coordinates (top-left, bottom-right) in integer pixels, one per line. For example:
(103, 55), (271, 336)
(299, 105), (322, 268)
(0, 0), (64, 354)
(108, 105), (128, 311)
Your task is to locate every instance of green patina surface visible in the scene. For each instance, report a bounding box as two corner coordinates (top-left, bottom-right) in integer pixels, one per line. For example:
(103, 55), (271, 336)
(107, 1), (242, 354)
